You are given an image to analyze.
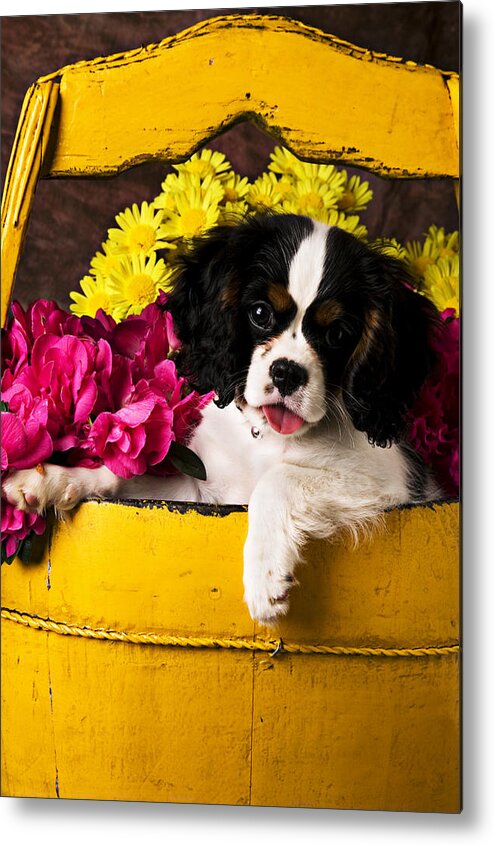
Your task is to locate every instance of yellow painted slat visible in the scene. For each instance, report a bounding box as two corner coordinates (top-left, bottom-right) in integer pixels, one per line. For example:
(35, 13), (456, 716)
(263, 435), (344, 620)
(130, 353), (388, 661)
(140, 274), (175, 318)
(251, 652), (459, 812)
(2, 501), (458, 647)
(2, 500), (459, 808)
(1, 80), (59, 327)
(1, 625), (58, 799)
(45, 15), (458, 180)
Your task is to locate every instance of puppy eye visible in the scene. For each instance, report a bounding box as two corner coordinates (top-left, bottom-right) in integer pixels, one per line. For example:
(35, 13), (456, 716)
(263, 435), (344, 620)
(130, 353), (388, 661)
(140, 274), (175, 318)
(325, 321), (348, 346)
(248, 301), (275, 331)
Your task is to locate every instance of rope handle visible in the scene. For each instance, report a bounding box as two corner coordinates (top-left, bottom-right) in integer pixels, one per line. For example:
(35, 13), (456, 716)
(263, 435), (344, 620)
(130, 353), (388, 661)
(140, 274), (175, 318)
(2, 608), (459, 658)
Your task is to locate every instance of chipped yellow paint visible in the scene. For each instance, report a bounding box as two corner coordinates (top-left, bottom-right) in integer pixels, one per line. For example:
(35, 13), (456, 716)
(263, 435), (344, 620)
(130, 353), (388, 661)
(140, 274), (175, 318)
(1, 80), (59, 326)
(1, 14), (459, 326)
(2, 501), (460, 809)
(1, 14), (460, 811)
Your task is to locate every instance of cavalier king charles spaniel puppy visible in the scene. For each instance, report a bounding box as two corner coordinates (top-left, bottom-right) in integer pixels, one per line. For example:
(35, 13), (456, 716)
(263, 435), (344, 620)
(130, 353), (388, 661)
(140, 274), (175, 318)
(4, 214), (441, 625)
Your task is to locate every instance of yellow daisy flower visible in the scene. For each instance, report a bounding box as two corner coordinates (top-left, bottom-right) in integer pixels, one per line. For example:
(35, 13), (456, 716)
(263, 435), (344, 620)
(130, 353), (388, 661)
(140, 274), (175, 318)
(272, 175), (296, 199)
(173, 149), (232, 182)
(89, 240), (127, 279)
(424, 225), (459, 259)
(403, 239), (438, 280)
(153, 172), (186, 214)
(108, 253), (174, 317)
(422, 255), (460, 315)
(70, 274), (127, 320)
(217, 203), (249, 226)
(319, 209), (368, 240)
(158, 176), (223, 241)
(268, 146), (307, 179)
(246, 173), (284, 211)
(269, 147), (346, 197)
(107, 201), (175, 255)
(371, 237), (407, 261)
(283, 176), (342, 216)
(220, 173), (250, 210)
(337, 174), (373, 212)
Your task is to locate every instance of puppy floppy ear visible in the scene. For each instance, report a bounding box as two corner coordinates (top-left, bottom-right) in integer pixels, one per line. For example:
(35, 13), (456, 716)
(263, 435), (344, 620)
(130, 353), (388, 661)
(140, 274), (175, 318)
(165, 226), (249, 407)
(342, 252), (440, 447)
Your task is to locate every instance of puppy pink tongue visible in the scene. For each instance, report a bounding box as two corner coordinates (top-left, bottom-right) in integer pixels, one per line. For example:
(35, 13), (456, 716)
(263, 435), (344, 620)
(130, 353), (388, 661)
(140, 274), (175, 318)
(262, 404), (305, 435)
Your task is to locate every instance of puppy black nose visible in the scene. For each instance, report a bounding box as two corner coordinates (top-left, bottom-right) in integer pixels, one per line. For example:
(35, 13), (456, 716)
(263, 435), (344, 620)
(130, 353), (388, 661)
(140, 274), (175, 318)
(269, 358), (308, 397)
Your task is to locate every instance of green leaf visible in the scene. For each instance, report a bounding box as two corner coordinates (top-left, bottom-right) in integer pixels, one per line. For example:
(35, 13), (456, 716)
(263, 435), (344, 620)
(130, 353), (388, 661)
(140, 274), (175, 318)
(167, 441), (207, 482)
(0, 400), (10, 413)
(18, 535), (33, 563)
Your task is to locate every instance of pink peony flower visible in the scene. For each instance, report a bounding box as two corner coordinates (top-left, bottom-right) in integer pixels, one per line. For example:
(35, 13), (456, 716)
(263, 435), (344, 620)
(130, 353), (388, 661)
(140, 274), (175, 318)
(1, 501), (46, 561)
(1, 410), (53, 472)
(407, 310), (460, 497)
(88, 386), (174, 479)
(1, 296), (212, 561)
(13, 333), (110, 450)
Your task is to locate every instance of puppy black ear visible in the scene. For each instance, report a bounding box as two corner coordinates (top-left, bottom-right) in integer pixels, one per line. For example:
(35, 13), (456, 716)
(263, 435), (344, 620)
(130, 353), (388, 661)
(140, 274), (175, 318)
(165, 226), (249, 407)
(342, 251), (440, 447)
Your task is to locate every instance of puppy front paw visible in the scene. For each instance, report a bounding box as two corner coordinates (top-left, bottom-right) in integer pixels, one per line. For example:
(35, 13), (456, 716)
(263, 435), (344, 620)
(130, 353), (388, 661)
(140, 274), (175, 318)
(2, 465), (84, 515)
(243, 533), (297, 627)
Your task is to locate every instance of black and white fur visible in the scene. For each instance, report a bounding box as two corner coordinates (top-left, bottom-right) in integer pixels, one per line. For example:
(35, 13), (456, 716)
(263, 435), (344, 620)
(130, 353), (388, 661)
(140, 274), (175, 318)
(4, 215), (441, 625)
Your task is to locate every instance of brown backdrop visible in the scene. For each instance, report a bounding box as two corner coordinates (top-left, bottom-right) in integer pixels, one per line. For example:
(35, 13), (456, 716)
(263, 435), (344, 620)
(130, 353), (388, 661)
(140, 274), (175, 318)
(1, 2), (461, 310)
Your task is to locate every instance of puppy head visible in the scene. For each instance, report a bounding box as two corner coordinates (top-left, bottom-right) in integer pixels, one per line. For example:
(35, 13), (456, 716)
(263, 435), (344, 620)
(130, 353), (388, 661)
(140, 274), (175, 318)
(166, 214), (438, 445)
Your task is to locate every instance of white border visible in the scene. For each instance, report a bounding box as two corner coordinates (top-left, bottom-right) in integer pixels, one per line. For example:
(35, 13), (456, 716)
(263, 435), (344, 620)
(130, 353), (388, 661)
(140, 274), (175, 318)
(2, 1), (493, 842)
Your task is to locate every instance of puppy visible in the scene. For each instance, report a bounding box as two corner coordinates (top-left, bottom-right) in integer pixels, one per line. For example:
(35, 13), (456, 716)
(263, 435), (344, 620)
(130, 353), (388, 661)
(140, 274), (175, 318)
(4, 215), (440, 625)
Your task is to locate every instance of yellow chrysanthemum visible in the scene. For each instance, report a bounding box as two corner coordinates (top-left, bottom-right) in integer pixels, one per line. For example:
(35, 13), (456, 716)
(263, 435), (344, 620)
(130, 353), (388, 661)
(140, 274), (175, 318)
(108, 254), (174, 317)
(403, 239), (438, 280)
(173, 149), (232, 182)
(246, 173), (284, 211)
(70, 274), (127, 320)
(337, 174), (373, 212)
(158, 176), (223, 241)
(371, 237), (408, 261)
(268, 146), (307, 179)
(424, 225), (459, 259)
(89, 240), (127, 279)
(319, 209), (368, 240)
(220, 173), (250, 210)
(153, 172), (186, 213)
(107, 201), (175, 255)
(283, 176), (342, 217)
(422, 256), (460, 315)
(269, 147), (346, 197)
(272, 175), (295, 199)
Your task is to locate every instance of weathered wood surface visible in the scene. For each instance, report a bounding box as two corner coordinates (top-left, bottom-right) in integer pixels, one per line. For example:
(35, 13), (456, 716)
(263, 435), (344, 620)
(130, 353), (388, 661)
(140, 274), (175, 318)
(2, 500), (460, 810)
(41, 14), (459, 180)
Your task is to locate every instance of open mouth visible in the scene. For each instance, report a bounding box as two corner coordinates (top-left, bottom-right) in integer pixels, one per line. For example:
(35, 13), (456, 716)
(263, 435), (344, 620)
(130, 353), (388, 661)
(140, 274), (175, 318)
(262, 403), (305, 435)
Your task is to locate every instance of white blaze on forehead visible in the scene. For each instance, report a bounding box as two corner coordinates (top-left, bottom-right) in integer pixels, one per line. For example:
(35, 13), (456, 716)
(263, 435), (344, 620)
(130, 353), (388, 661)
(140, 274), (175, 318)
(287, 221), (330, 315)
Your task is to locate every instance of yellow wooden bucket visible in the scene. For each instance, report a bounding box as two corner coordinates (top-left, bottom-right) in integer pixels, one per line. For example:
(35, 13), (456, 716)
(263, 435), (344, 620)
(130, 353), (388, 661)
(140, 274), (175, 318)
(1, 15), (460, 811)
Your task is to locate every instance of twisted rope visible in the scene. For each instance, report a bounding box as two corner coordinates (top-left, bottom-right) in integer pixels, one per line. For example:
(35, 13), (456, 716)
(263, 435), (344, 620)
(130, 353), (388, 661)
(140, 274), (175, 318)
(1, 608), (459, 658)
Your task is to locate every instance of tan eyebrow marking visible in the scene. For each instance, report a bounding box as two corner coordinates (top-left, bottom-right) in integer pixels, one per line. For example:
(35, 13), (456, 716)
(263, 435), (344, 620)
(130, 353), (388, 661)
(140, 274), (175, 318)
(350, 306), (382, 366)
(267, 283), (295, 313)
(220, 276), (241, 307)
(314, 300), (343, 326)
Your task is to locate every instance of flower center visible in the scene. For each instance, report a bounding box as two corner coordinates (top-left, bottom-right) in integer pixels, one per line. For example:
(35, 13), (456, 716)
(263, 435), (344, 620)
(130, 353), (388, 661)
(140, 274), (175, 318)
(253, 193), (275, 208)
(223, 185), (238, 202)
(299, 192), (323, 210)
(188, 160), (214, 178)
(438, 246), (455, 258)
(125, 273), (156, 306)
(337, 190), (356, 211)
(128, 224), (157, 254)
(413, 256), (435, 277)
(181, 207), (208, 237)
(86, 292), (112, 317)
